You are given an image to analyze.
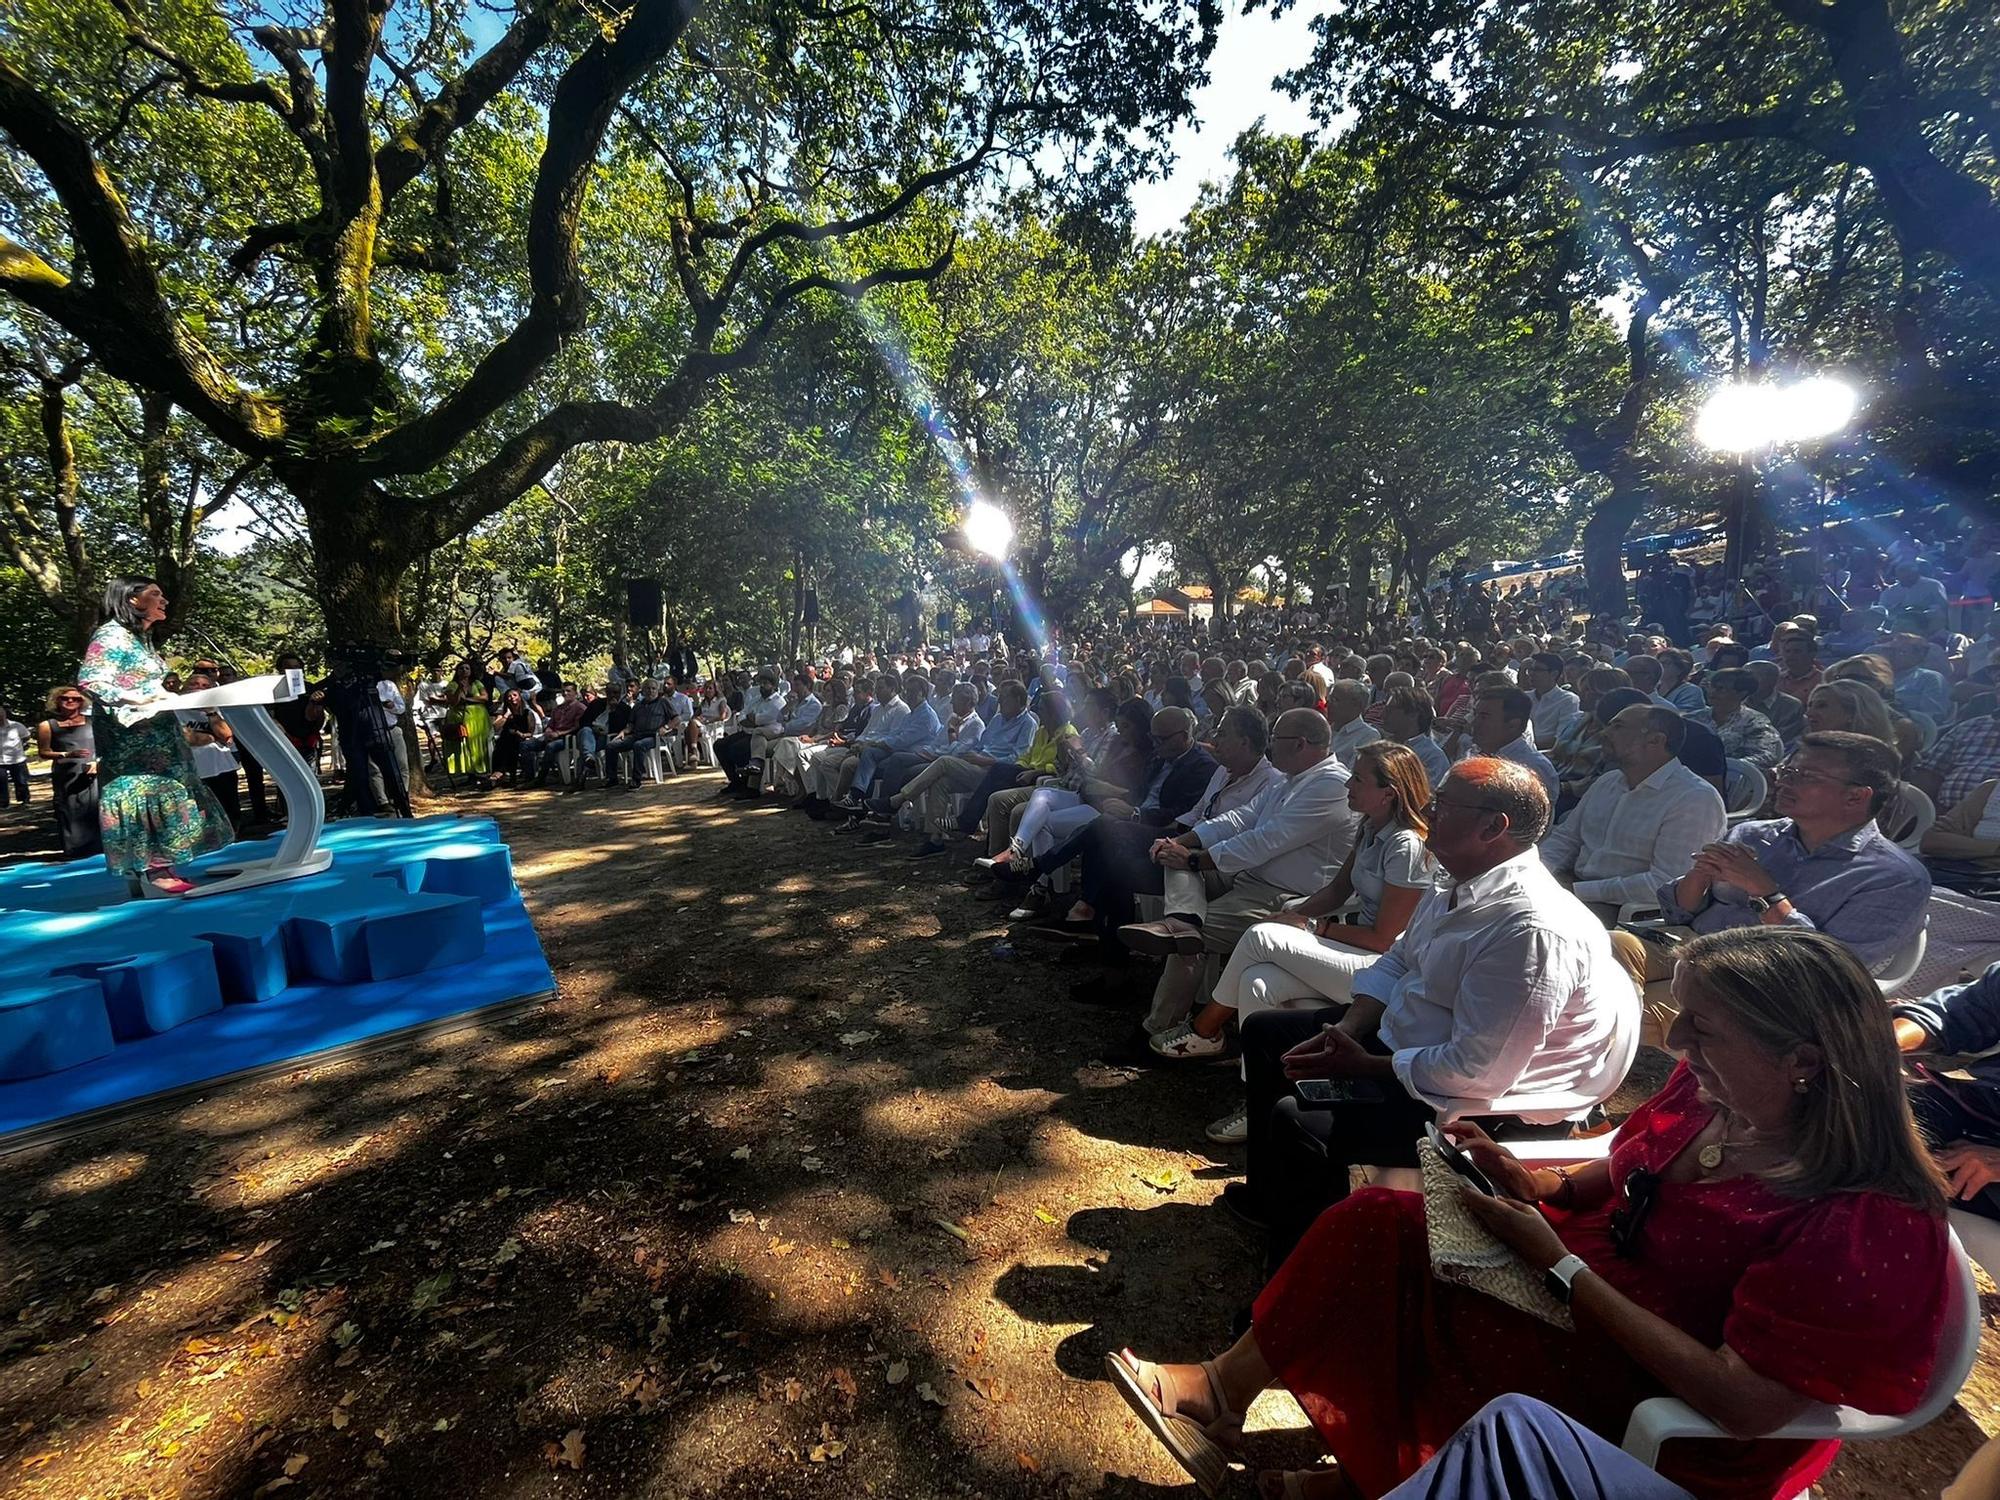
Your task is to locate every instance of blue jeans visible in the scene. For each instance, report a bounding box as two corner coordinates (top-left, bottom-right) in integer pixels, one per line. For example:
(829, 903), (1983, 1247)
(606, 734), (657, 784)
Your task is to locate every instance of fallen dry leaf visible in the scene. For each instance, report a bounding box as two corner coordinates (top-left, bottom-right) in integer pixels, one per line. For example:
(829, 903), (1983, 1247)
(915, 1381), (948, 1407)
(1017, 1452), (1040, 1472)
(546, 1428), (585, 1471)
(885, 1359), (909, 1385)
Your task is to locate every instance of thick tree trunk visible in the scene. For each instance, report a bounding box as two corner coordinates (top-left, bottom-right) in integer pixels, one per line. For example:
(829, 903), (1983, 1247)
(1580, 476), (1649, 619)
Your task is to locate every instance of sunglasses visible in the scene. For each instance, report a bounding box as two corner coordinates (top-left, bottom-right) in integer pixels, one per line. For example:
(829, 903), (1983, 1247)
(1609, 1166), (1660, 1258)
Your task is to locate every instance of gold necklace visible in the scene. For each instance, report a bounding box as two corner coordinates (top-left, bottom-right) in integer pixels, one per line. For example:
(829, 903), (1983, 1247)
(1698, 1113), (1753, 1171)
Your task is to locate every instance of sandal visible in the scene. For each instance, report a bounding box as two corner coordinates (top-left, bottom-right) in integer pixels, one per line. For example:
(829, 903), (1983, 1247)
(1103, 1349), (1244, 1497)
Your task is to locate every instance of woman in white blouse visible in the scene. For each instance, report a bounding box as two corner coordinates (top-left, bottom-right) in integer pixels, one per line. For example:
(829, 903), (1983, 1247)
(1151, 740), (1438, 1069)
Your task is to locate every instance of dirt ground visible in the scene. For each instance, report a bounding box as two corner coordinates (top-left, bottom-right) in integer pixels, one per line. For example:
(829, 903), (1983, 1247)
(0, 774), (1995, 1499)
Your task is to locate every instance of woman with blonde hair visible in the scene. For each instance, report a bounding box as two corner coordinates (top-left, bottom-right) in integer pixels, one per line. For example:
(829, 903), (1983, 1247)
(1105, 927), (1951, 1500)
(1804, 678), (1903, 764)
(1153, 743), (1435, 1086)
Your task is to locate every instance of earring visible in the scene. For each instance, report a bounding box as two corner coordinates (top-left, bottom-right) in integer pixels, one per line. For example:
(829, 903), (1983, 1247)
(1793, 1077), (1810, 1095)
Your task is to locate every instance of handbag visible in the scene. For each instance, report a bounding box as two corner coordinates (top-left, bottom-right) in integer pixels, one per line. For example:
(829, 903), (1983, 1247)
(1417, 1137), (1573, 1331)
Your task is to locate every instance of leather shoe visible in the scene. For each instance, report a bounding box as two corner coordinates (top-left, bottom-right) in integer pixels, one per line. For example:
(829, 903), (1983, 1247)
(1117, 917), (1205, 957)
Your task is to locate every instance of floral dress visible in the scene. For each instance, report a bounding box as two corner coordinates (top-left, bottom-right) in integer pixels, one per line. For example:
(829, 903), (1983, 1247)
(77, 620), (235, 877)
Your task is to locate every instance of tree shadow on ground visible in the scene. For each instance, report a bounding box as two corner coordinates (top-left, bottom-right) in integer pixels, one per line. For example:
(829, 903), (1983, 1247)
(0, 774), (1992, 1498)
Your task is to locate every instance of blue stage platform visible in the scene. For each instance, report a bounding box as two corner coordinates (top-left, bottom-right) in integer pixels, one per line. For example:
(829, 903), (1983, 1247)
(0, 817), (555, 1149)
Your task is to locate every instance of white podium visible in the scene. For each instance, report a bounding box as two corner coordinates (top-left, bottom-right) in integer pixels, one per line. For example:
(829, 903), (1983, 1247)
(123, 670), (334, 899)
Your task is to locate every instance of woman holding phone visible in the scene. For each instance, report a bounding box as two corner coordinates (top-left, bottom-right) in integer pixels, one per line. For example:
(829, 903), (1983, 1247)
(1100, 929), (1949, 1500)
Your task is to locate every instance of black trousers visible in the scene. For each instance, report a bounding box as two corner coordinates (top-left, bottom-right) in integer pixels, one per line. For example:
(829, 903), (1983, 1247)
(240, 744), (270, 822)
(340, 728), (409, 817)
(1909, 1077), (2000, 1222)
(716, 732), (755, 787)
(1072, 816), (1171, 944)
(1243, 1009), (1574, 1269)
(202, 770), (241, 828)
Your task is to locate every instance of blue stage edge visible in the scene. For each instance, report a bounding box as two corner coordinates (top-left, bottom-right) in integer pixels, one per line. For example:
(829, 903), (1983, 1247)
(0, 817), (555, 1147)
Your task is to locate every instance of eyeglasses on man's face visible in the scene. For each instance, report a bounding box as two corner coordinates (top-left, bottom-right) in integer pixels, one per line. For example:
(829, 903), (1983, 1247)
(1771, 759), (1862, 790)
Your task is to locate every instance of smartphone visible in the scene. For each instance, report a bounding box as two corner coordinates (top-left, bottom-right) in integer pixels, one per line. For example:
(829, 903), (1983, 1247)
(1293, 1078), (1389, 1107)
(1425, 1122), (1499, 1198)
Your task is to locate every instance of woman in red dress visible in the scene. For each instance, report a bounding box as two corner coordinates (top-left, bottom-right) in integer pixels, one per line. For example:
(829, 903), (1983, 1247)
(1105, 927), (1950, 1500)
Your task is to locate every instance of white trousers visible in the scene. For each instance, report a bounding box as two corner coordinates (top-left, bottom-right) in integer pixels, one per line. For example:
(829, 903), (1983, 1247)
(1010, 786), (1081, 855)
(1210, 919), (1378, 1018)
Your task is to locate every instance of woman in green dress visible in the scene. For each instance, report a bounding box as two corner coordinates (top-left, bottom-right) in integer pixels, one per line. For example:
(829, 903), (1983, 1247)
(77, 577), (235, 896)
(443, 659), (494, 783)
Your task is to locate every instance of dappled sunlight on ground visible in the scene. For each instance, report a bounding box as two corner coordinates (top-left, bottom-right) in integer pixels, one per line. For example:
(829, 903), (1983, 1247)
(0, 773), (1992, 1497)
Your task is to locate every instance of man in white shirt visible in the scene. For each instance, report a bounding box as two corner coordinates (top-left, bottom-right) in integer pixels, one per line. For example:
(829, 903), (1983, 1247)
(1223, 757), (1635, 1259)
(1538, 705), (1727, 922)
(1324, 680), (1381, 769)
(1522, 652), (1579, 749)
(1118, 709), (1359, 1035)
(1449, 686), (1559, 802)
(1379, 687), (1450, 789)
(496, 648), (540, 698)
(1879, 561), (1950, 636)
(807, 673), (906, 805)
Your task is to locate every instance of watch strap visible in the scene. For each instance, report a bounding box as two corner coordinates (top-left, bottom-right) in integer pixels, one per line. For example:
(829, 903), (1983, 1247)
(1543, 1252), (1589, 1304)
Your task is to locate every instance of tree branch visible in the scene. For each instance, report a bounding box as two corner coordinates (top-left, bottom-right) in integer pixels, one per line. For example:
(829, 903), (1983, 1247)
(355, 0), (700, 477)
(0, 59), (285, 452)
(375, 0), (581, 205)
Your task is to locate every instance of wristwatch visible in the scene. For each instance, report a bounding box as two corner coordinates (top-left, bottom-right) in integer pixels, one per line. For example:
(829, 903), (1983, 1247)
(1543, 1252), (1590, 1305)
(1748, 891), (1789, 913)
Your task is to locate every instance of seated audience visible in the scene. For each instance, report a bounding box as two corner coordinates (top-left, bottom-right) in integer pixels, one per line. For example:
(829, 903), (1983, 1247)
(1447, 686), (1558, 802)
(1745, 660), (1807, 749)
(1701, 666), (1784, 770)
(1107, 928), (1948, 1500)
(884, 679), (1037, 837)
(1035, 707), (1224, 948)
(1217, 757), (1634, 1264)
(1922, 777), (2000, 884)
(1539, 704), (1727, 923)
(1323, 679), (1380, 768)
(715, 668), (788, 796)
(1151, 740), (1435, 1085)
(1896, 960), (2000, 1222)
(1523, 652), (1579, 748)
(1379, 685), (1448, 788)
(1118, 709), (1357, 1035)
(1611, 732), (1930, 1044)
(1914, 701), (2000, 815)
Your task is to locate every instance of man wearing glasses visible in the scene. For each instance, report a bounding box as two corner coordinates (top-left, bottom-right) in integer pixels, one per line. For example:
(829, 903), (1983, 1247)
(1610, 731), (1930, 1044)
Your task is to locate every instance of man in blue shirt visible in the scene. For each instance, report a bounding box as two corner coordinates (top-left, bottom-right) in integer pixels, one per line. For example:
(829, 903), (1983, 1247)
(843, 673), (942, 804)
(885, 680), (1039, 839)
(1895, 959), (2000, 1221)
(1610, 731), (1930, 1044)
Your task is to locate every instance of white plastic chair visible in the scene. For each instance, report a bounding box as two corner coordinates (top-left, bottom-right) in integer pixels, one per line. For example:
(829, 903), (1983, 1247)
(1723, 758), (1767, 825)
(1878, 782), (1936, 853)
(1621, 1228), (1979, 1483)
(640, 743), (666, 784)
(1507, 1134), (1984, 1491)
(1873, 923), (1929, 996)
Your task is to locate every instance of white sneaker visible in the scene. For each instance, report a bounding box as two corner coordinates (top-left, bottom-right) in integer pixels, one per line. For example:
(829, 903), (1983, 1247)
(1149, 1024), (1229, 1061)
(1204, 1109), (1249, 1144)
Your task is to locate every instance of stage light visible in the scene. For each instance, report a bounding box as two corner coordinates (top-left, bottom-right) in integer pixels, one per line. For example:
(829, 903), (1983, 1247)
(964, 501), (1014, 561)
(1694, 375), (1860, 454)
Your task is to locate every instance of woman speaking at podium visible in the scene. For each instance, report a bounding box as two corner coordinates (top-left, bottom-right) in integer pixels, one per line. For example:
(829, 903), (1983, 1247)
(76, 577), (234, 897)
